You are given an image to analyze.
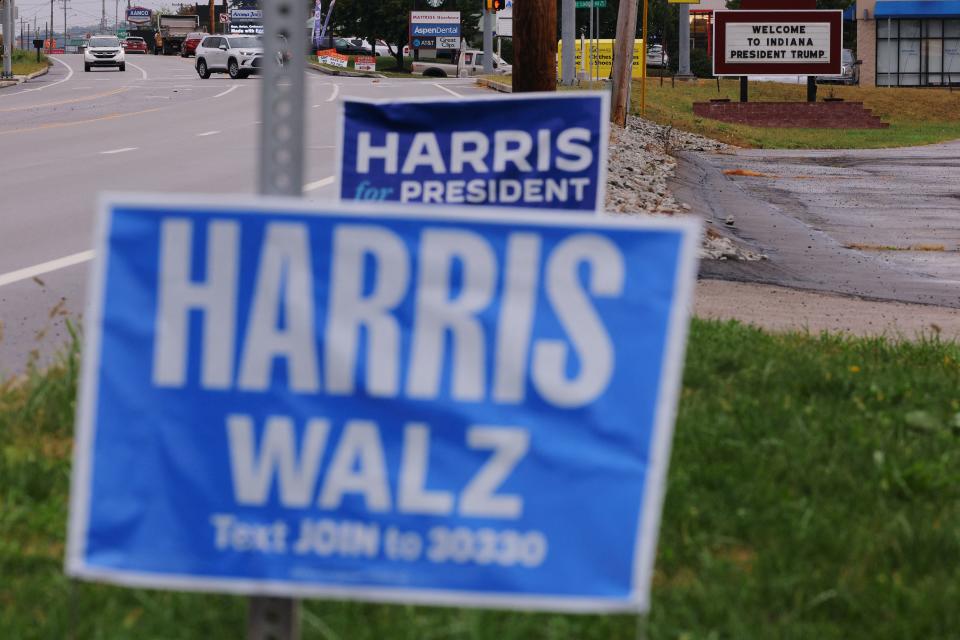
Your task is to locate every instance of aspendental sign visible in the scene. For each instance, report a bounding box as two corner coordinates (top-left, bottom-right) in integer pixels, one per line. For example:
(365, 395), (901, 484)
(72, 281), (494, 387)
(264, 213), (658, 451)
(713, 10), (842, 77)
(66, 195), (698, 613)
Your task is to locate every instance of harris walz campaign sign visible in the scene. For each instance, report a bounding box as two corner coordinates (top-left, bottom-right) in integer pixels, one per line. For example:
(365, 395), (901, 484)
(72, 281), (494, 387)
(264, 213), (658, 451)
(66, 195), (698, 612)
(337, 93), (609, 212)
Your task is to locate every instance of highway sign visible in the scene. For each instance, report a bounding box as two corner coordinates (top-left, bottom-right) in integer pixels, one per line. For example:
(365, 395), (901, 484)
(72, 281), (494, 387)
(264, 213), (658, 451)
(712, 10), (843, 76)
(66, 195), (699, 613)
(575, 0), (607, 8)
(337, 92), (610, 212)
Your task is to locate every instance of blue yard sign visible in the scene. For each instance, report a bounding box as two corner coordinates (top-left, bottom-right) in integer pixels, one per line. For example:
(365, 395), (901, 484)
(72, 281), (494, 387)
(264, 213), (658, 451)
(67, 195), (698, 613)
(337, 93), (609, 212)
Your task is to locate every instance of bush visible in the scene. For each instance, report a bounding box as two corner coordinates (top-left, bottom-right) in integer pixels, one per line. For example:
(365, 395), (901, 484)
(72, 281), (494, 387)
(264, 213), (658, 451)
(691, 47), (713, 78)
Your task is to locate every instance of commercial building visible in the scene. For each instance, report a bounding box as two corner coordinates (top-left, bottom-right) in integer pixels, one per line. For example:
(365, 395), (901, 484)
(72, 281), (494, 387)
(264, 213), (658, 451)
(857, 0), (960, 86)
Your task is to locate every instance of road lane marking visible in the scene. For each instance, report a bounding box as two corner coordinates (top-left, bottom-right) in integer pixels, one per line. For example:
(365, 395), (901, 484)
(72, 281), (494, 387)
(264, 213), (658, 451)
(0, 251), (94, 289)
(433, 82), (463, 98)
(1, 56), (75, 97)
(99, 147), (138, 155)
(196, 130), (220, 137)
(304, 176), (335, 192)
(0, 107), (165, 137)
(126, 60), (149, 80)
(326, 83), (340, 102)
(0, 88), (127, 113)
(214, 85), (240, 99)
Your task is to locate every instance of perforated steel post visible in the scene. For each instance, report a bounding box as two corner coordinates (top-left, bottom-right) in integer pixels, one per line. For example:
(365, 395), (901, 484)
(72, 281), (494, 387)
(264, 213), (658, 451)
(251, 0), (308, 636)
(258, 0), (307, 197)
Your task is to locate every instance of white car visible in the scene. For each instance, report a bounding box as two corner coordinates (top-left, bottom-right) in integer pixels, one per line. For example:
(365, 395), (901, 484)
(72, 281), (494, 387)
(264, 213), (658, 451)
(84, 35), (125, 72)
(195, 35), (264, 79)
(345, 37), (393, 57)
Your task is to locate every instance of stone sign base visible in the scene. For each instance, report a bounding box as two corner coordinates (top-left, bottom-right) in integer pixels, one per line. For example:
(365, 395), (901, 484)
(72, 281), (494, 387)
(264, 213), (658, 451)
(692, 101), (889, 129)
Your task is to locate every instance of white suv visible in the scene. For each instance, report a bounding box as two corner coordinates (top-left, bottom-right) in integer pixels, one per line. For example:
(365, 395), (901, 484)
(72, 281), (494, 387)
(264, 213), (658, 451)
(195, 35), (263, 79)
(84, 35), (125, 72)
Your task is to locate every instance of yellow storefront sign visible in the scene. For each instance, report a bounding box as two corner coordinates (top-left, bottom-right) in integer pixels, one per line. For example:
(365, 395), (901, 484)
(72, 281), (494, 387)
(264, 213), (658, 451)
(557, 39), (646, 79)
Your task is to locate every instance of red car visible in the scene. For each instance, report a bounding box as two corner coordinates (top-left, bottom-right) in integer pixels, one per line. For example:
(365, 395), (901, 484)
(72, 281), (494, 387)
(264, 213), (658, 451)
(123, 36), (147, 53)
(181, 32), (206, 57)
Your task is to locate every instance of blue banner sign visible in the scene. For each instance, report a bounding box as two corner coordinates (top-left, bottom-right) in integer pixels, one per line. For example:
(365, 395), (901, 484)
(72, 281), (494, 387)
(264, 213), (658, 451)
(67, 196), (698, 613)
(411, 24), (461, 36)
(338, 93), (609, 212)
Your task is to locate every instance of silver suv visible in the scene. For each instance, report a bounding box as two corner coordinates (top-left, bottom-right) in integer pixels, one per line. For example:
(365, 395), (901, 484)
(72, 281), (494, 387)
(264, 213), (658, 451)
(84, 35), (126, 72)
(195, 35), (263, 79)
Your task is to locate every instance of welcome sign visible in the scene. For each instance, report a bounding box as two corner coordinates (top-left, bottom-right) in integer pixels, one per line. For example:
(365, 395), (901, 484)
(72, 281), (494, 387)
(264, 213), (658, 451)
(713, 10), (842, 76)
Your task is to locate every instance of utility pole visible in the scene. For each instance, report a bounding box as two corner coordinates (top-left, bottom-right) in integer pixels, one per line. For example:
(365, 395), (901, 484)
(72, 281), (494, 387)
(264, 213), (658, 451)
(100, 0), (105, 32)
(482, 6), (493, 73)
(611, 0), (639, 125)
(560, 0), (574, 85)
(2, 0), (13, 77)
(209, 0), (214, 35)
(63, 0), (67, 49)
(677, 3), (693, 79)
(513, 0), (555, 91)
(49, 0), (53, 47)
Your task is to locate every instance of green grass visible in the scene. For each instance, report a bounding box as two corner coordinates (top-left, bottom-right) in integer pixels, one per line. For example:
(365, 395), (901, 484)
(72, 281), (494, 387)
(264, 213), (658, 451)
(3, 320), (959, 638)
(632, 77), (960, 148)
(9, 50), (48, 77)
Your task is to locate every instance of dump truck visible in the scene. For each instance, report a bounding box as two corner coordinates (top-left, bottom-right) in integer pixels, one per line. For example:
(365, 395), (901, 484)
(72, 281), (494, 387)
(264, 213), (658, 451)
(157, 14), (200, 55)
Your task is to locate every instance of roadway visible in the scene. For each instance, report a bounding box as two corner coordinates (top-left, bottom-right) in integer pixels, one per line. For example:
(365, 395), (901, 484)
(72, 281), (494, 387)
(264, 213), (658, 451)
(0, 53), (490, 375)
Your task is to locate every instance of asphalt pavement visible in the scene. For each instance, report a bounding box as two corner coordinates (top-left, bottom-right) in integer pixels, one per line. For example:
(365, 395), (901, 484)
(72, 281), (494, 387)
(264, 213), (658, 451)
(0, 54), (490, 375)
(672, 145), (960, 309)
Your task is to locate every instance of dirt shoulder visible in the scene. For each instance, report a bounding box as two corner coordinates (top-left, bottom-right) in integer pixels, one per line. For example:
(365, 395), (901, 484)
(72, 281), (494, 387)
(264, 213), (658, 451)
(697, 279), (960, 340)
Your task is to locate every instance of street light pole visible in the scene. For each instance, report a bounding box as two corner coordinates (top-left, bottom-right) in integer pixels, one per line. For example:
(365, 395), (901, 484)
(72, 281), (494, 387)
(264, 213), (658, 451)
(561, 0), (574, 85)
(2, 0), (13, 77)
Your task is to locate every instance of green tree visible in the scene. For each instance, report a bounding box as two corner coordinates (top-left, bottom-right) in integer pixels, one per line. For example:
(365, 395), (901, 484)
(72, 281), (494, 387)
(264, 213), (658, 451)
(329, 0), (481, 71)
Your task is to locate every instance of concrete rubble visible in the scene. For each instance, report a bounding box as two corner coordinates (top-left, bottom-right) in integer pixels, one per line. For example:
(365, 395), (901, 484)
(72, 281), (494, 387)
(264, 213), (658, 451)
(605, 115), (763, 261)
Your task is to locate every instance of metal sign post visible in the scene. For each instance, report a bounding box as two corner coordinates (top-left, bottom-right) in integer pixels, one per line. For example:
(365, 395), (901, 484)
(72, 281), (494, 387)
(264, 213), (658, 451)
(252, 0), (308, 636)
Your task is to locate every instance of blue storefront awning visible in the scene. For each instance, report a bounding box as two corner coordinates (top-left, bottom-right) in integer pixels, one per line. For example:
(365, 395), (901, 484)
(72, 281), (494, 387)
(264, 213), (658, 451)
(874, 0), (960, 18)
(844, 3), (856, 20)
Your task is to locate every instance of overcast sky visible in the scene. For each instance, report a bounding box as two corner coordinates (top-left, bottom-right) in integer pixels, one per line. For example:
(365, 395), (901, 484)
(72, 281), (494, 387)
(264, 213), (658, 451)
(13, 0), (199, 29)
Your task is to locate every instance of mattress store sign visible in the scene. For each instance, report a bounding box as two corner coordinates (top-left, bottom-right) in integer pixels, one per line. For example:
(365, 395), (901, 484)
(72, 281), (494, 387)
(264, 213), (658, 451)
(713, 10), (842, 76)
(66, 196), (698, 612)
(409, 11), (461, 38)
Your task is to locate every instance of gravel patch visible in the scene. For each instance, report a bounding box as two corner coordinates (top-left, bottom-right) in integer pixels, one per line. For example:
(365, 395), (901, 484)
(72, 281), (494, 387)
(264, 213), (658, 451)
(605, 116), (762, 261)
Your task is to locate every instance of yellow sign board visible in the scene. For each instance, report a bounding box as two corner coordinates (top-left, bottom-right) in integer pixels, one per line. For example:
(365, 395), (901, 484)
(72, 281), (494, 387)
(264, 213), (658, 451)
(557, 39), (646, 79)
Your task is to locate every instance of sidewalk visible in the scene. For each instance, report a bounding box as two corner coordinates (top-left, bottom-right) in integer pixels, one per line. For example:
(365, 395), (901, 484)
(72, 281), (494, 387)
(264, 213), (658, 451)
(0, 65), (50, 89)
(696, 279), (960, 341)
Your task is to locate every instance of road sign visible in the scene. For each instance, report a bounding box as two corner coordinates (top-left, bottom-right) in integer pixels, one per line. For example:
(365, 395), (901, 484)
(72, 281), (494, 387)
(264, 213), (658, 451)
(219, 13), (229, 23)
(66, 195), (699, 613)
(712, 10), (843, 77)
(337, 92), (610, 212)
(575, 0), (607, 8)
